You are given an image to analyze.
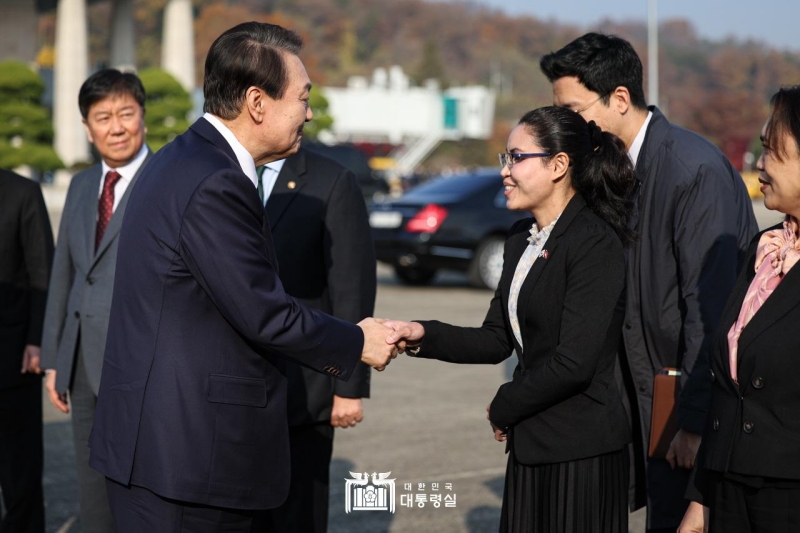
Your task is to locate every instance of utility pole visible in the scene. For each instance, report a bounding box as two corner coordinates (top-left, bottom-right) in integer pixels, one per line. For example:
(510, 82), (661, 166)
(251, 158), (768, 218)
(647, 0), (659, 108)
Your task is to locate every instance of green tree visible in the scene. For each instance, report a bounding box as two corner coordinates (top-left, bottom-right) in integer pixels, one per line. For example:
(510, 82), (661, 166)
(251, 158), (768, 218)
(0, 61), (63, 171)
(304, 86), (333, 139)
(139, 68), (193, 152)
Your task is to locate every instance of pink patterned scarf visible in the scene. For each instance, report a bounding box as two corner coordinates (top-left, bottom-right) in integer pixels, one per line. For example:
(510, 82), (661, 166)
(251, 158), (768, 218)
(727, 216), (800, 383)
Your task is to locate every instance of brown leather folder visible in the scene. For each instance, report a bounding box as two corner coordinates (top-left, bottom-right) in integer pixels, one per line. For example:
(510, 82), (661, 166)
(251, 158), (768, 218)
(648, 368), (681, 458)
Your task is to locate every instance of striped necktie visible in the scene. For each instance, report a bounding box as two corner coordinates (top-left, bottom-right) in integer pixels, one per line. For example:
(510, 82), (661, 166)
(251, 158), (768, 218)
(256, 166), (266, 204)
(96, 170), (122, 250)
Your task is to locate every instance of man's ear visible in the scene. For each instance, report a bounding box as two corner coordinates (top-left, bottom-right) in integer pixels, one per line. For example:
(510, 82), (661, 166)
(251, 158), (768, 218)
(82, 119), (95, 144)
(611, 86), (631, 116)
(245, 86), (267, 123)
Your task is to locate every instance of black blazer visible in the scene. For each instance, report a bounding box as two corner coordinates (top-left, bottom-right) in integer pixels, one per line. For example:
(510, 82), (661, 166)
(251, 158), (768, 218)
(695, 223), (800, 486)
(0, 169), (54, 389)
(88, 119), (364, 510)
(267, 148), (375, 426)
(412, 194), (631, 465)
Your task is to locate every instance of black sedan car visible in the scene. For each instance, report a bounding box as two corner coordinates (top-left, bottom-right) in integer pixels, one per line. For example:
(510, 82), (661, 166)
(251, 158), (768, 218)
(370, 169), (529, 289)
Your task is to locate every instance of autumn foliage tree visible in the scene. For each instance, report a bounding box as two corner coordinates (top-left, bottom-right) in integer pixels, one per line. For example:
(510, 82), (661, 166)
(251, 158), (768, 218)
(35, 0), (800, 169)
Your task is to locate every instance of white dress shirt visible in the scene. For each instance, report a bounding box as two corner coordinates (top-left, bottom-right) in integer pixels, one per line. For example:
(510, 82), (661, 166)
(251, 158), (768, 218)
(98, 143), (148, 212)
(202, 113), (259, 188)
(628, 111), (653, 167)
(259, 159), (285, 204)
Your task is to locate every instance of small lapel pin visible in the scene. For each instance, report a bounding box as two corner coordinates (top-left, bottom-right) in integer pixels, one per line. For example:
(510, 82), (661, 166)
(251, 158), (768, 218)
(287, 181), (296, 190)
(540, 250), (549, 259)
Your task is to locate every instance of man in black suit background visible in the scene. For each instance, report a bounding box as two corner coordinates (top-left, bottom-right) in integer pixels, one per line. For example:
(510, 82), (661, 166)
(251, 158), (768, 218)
(0, 169), (54, 533)
(258, 148), (375, 533)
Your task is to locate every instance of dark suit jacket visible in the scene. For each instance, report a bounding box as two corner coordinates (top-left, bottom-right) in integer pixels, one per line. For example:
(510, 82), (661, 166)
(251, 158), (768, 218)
(411, 194), (631, 465)
(621, 107), (758, 509)
(692, 224), (800, 491)
(39, 152), (152, 395)
(622, 107), (758, 441)
(267, 148), (374, 426)
(88, 118), (364, 511)
(0, 170), (54, 389)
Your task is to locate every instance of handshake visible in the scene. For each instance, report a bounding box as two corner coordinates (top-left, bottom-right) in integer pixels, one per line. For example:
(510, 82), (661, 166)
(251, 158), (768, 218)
(357, 317), (425, 371)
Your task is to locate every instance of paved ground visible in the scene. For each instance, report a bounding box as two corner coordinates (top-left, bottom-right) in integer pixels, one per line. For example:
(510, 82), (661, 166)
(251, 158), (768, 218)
(16, 195), (785, 532)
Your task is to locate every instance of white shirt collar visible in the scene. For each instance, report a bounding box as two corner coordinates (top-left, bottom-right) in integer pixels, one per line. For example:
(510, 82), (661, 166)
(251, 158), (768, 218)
(263, 159), (285, 174)
(628, 110), (653, 167)
(101, 142), (148, 181)
(202, 113), (259, 188)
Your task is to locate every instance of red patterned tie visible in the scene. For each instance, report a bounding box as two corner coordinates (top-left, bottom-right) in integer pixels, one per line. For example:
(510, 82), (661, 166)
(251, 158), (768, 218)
(95, 170), (122, 250)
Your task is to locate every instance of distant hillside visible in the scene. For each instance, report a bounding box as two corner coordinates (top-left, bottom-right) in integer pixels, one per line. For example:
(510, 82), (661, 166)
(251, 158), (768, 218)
(39, 0), (800, 169)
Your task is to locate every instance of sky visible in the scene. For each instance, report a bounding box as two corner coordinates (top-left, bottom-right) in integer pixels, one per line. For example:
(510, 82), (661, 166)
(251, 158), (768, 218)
(470, 0), (798, 52)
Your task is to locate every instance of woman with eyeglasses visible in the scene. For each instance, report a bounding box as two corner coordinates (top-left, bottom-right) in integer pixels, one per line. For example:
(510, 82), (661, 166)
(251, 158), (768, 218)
(383, 106), (636, 532)
(678, 87), (800, 533)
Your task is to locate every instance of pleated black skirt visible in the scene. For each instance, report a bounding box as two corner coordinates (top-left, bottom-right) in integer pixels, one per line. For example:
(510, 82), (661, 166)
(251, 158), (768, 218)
(499, 446), (629, 533)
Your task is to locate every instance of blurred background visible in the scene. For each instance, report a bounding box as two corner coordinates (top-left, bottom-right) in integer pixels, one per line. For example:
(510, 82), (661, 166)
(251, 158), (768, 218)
(1, 0), (796, 530)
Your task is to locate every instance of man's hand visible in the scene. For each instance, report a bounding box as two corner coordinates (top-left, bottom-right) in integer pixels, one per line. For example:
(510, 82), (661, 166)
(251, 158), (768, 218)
(44, 370), (69, 413)
(358, 318), (397, 371)
(381, 320), (425, 353)
(487, 404), (507, 442)
(666, 428), (702, 469)
(330, 396), (364, 428)
(677, 501), (708, 533)
(21, 344), (42, 374)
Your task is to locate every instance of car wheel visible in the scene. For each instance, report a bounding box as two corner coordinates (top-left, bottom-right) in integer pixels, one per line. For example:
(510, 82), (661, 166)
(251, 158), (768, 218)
(469, 236), (504, 289)
(394, 265), (437, 285)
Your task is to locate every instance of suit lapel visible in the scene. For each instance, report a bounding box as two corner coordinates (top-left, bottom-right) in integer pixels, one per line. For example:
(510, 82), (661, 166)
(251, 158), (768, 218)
(737, 260), (800, 380)
(516, 194), (586, 341)
(91, 151), (153, 267)
(265, 151), (308, 229)
(715, 251), (756, 381)
(79, 166), (103, 266)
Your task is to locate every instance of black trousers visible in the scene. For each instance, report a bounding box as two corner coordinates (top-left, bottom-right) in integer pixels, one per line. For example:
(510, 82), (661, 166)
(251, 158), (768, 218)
(708, 476), (800, 533)
(70, 352), (114, 533)
(106, 479), (264, 533)
(257, 423), (334, 533)
(0, 380), (45, 533)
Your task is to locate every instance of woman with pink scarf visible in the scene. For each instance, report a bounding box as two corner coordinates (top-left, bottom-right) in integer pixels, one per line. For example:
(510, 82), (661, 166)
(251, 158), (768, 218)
(679, 86), (800, 532)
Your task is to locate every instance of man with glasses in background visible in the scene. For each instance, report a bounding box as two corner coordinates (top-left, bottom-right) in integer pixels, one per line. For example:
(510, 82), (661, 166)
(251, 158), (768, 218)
(540, 33), (757, 533)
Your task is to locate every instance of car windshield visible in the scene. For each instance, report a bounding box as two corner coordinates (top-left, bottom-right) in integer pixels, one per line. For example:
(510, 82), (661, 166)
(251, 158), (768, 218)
(402, 173), (500, 203)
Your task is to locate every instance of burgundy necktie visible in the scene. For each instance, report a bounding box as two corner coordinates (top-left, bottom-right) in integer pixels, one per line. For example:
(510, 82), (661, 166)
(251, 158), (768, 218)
(95, 170), (122, 250)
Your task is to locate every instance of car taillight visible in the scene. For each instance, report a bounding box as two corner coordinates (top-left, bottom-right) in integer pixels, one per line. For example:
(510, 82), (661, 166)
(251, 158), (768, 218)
(405, 204), (448, 233)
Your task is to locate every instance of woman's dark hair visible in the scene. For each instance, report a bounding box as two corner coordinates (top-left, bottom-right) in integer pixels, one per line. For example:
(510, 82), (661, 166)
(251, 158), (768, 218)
(78, 69), (145, 119)
(765, 86), (800, 162)
(518, 106), (636, 244)
(203, 22), (303, 120)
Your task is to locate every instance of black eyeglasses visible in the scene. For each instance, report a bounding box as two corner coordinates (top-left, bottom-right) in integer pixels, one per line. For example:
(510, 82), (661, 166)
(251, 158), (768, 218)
(574, 92), (610, 115)
(498, 152), (551, 169)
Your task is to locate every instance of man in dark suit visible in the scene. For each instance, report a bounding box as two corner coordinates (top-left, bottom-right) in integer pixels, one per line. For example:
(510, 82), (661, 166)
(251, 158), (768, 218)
(88, 22), (395, 532)
(39, 69), (151, 533)
(259, 148), (375, 533)
(0, 169), (53, 533)
(540, 33), (758, 532)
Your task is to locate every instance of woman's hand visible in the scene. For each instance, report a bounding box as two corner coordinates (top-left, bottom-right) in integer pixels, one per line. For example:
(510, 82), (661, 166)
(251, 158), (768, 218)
(677, 501), (708, 533)
(380, 319), (425, 353)
(487, 404), (507, 442)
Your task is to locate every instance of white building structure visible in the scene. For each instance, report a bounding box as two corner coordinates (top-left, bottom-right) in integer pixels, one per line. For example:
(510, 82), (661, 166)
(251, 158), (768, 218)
(322, 66), (495, 176)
